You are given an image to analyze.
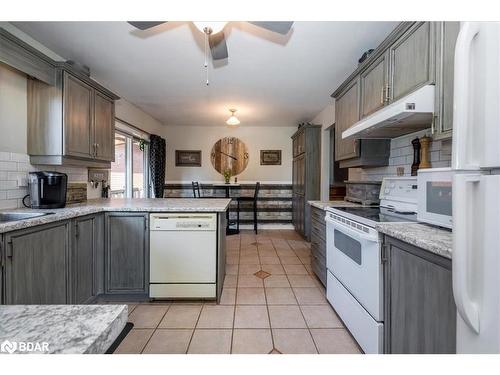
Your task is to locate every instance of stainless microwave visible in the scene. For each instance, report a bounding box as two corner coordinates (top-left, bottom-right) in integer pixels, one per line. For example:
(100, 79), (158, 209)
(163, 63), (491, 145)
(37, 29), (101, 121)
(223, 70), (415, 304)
(417, 168), (453, 229)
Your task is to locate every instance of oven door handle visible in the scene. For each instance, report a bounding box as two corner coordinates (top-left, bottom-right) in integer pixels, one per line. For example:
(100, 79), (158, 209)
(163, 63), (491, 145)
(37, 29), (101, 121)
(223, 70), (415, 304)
(327, 216), (379, 243)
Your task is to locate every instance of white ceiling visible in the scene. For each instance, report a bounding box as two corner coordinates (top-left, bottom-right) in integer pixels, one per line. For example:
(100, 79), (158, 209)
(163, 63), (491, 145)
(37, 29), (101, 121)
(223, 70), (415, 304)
(13, 21), (397, 127)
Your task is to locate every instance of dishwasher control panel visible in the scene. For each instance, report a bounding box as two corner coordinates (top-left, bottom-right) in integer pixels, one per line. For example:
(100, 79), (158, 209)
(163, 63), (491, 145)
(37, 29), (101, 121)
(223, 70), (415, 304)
(150, 213), (217, 231)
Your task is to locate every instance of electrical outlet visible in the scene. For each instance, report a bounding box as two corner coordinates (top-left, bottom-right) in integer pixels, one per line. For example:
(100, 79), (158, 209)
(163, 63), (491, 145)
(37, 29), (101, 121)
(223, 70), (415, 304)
(17, 176), (28, 187)
(396, 167), (405, 176)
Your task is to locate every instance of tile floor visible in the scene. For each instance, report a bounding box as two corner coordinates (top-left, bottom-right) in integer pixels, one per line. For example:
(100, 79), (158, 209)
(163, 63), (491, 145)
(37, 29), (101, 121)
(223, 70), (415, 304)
(113, 230), (362, 354)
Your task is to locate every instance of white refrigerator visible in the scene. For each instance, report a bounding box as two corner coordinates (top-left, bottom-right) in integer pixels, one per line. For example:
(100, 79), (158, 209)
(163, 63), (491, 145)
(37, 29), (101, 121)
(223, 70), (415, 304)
(452, 21), (500, 353)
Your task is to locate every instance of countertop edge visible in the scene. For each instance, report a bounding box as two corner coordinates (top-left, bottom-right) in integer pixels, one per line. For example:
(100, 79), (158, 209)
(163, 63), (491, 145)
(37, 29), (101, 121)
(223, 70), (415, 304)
(0, 198), (231, 233)
(375, 222), (453, 260)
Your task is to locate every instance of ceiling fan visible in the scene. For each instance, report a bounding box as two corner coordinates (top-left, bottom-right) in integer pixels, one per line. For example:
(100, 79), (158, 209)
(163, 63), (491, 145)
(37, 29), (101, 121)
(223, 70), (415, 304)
(128, 21), (294, 60)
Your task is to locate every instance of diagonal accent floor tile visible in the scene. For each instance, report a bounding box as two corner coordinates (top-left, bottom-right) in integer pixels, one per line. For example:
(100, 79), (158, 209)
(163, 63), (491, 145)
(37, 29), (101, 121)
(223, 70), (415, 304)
(254, 270), (271, 279)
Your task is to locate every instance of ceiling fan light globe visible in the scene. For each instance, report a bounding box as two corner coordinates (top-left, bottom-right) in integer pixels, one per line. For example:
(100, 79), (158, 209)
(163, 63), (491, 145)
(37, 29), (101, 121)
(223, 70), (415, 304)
(193, 22), (227, 35)
(226, 115), (240, 126)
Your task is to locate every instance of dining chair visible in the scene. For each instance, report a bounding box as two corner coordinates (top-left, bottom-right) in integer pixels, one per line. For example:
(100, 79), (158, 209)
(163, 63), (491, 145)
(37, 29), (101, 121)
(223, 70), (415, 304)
(192, 181), (201, 198)
(236, 182), (260, 234)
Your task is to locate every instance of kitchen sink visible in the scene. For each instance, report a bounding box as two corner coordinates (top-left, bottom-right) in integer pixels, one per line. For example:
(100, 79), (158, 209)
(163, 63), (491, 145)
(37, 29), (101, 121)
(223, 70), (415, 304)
(0, 212), (53, 223)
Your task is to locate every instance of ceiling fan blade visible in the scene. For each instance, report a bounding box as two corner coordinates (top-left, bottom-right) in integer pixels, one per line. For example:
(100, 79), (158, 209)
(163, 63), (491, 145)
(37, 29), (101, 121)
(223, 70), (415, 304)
(248, 21), (293, 35)
(209, 32), (228, 60)
(128, 21), (166, 30)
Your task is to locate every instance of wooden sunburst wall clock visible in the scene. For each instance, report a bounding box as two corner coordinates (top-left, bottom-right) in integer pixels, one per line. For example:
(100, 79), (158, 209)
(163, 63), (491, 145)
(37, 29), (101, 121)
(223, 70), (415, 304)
(210, 137), (249, 176)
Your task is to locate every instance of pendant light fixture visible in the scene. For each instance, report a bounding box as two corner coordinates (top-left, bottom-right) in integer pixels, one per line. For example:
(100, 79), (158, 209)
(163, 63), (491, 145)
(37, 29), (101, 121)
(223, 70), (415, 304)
(226, 109), (240, 126)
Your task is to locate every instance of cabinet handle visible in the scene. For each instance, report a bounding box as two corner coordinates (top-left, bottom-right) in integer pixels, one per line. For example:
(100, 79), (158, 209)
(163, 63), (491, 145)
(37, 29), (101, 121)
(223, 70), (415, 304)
(385, 85), (391, 102)
(380, 86), (385, 105)
(6, 241), (13, 259)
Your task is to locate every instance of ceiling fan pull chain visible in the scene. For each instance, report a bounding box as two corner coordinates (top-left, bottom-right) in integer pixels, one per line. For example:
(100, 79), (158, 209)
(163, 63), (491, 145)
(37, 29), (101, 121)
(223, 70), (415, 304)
(204, 32), (210, 86)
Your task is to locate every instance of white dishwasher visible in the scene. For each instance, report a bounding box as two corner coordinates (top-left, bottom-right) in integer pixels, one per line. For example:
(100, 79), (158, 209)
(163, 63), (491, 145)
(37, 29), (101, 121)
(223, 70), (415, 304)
(149, 213), (217, 299)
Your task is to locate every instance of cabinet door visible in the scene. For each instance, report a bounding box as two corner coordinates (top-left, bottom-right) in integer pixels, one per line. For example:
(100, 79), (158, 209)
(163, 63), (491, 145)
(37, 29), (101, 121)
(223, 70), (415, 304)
(434, 21), (460, 139)
(295, 154), (305, 195)
(335, 79), (360, 161)
(63, 73), (94, 159)
(71, 214), (103, 304)
(105, 213), (149, 294)
(94, 92), (115, 161)
(360, 52), (389, 118)
(5, 222), (69, 304)
(389, 22), (434, 101)
(385, 239), (456, 353)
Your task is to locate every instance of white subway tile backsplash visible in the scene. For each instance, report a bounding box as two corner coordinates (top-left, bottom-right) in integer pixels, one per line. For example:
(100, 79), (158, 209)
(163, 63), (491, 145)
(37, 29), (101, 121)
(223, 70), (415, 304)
(0, 199), (18, 210)
(0, 152), (89, 209)
(0, 161), (17, 171)
(0, 181), (17, 190)
(7, 188), (28, 199)
(0, 152), (11, 161)
(357, 130), (452, 182)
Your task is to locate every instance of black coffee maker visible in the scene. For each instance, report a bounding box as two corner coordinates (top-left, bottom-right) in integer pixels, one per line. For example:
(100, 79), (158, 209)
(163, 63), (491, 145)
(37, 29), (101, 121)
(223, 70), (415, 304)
(23, 171), (68, 209)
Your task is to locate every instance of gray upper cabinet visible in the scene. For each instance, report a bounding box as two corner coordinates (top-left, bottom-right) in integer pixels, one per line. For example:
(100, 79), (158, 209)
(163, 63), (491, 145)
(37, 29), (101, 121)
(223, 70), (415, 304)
(94, 92), (115, 161)
(335, 78), (391, 167)
(64, 73), (94, 159)
(28, 69), (117, 168)
(4, 222), (70, 304)
(434, 22), (460, 139)
(105, 213), (149, 295)
(335, 79), (360, 161)
(360, 51), (389, 118)
(388, 22), (434, 101)
(384, 236), (456, 354)
(71, 214), (104, 304)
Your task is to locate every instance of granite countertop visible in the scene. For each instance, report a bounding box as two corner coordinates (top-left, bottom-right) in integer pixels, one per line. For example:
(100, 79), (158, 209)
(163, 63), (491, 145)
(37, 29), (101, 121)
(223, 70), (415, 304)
(0, 305), (127, 354)
(0, 198), (231, 233)
(375, 222), (453, 259)
(308, 200), (368, 210)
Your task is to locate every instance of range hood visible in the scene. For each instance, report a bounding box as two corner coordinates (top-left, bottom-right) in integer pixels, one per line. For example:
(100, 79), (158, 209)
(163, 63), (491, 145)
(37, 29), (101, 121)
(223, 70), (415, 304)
(342, 85), (435, 140)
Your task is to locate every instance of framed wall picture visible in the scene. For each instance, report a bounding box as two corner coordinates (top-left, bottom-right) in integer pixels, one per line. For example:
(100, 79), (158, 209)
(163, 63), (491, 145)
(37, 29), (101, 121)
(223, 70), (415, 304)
(260, 150), (282, 165)
(175, 150), (202, 167)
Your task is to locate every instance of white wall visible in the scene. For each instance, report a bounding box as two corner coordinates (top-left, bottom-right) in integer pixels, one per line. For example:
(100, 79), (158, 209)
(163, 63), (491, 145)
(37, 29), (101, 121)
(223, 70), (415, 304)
(115, 99), (165, 136)
(311, 102), (335, 201)
(161, 125), (296, 183)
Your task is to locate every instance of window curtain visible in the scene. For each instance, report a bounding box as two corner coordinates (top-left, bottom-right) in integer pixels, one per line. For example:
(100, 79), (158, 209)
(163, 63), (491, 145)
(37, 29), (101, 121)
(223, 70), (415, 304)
(149, 134), (166, 198)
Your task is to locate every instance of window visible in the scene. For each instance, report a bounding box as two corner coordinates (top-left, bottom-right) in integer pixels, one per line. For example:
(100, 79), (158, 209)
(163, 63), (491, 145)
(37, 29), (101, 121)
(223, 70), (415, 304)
(110, 120), (150, 198)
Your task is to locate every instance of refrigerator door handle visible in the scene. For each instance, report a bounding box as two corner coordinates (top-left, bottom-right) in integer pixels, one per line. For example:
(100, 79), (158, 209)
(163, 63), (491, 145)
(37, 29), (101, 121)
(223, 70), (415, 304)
(452, 22), (481, 170)
(452, 174), (480, 333)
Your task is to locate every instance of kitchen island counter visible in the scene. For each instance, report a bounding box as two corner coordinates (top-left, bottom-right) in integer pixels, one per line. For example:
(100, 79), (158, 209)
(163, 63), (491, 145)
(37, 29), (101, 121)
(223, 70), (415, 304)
(0, 198), (231, 233)
(0, 304), (127, 354)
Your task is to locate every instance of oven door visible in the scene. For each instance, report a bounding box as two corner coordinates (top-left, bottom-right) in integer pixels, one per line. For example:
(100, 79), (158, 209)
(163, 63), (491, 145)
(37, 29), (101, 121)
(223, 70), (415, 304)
(326, 212), (383, 321)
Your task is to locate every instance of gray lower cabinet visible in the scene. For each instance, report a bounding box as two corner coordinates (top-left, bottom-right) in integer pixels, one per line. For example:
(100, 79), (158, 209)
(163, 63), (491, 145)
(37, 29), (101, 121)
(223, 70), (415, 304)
(310, 206), (327, 287)
(70, 213), (104, 304)
(384, 236), (456, 354)
(217, 213), (227, 302)
(4, 221), (70, 304)
(105, 213), (149, 295)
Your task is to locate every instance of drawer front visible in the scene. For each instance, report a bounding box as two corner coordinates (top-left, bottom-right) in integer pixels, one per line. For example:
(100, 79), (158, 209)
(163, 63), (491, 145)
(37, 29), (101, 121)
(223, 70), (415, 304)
(312, 256), (327, 287)
(311, 236), (326, 259)
(311, 219), (326, 242)
(311, 207), (326, 223)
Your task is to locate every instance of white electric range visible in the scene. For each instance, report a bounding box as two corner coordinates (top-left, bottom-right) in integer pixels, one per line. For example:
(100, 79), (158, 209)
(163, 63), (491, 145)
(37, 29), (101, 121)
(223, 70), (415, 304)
(325, 176), (418, 354)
